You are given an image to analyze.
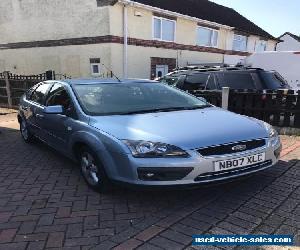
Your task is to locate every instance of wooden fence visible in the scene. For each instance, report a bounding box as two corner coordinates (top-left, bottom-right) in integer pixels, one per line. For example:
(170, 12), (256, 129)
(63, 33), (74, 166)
(0, 71), (71, 108)
(190, 88), (300, 128)
(0, 71), (49, 108)
(0, 70), (114, 108)
(2, 73), (300, 129)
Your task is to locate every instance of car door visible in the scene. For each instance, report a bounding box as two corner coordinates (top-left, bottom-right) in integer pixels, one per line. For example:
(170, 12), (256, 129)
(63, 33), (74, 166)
(42, 83), (77, 153)
(25, 82), (53, 138)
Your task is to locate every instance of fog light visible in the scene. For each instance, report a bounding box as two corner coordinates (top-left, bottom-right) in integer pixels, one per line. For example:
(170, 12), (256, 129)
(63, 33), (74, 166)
(137, 167), (193, 181)
(146, 173), (155, 178)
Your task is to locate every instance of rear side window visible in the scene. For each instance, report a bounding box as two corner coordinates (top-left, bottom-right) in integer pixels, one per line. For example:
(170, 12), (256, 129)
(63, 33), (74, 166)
(260, 71), (288, 89)
(217, 72), (255, 89)
(30, 83), (52, 105)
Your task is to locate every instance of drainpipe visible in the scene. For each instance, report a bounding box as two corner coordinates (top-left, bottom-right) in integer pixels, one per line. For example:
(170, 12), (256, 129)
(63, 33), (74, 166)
(223, 30), (228, 65)
(123, 4), (128, 79)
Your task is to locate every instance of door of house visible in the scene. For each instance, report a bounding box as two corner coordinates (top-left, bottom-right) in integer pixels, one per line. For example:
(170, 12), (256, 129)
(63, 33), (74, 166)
(156, 65), (169, 78)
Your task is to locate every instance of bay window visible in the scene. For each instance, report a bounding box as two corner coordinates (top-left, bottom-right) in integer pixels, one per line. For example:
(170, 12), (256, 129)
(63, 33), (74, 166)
(197, 26), (219, 47)
(153, 16), (176, 42)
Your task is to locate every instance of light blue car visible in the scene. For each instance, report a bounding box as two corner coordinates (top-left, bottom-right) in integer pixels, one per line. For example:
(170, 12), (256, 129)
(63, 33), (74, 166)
(18, 79), (282, 192)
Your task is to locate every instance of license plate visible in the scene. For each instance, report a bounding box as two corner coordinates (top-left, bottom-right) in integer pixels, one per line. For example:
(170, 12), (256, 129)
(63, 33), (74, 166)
(214, 153), (266, 172)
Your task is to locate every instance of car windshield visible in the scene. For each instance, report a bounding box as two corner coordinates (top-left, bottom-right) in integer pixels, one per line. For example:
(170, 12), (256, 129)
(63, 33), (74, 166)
(73, 82), (210, 116)
(260, 71), (288, 89)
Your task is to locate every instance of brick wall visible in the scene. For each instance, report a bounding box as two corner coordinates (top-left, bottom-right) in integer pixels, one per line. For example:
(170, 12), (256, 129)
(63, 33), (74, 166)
(150, 57), (177, 79)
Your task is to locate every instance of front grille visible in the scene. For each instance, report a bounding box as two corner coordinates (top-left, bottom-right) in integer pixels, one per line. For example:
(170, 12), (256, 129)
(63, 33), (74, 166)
(197, 139), (266, 157)
(194, 160), (272, 182)
(137, 167), (193, 181)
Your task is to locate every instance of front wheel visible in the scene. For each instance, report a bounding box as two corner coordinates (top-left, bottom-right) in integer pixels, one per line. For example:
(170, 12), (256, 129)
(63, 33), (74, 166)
(20, 119), (34, 143)
(79, 147), (112, 193)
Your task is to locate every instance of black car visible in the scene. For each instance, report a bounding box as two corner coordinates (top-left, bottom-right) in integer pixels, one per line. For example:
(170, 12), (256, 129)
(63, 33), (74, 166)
(158, 66), (290, 91)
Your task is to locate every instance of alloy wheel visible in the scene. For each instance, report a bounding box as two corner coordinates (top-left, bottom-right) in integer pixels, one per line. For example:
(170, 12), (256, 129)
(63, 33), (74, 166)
(20, 120), (29, 140)
(81, 152), (100, 186)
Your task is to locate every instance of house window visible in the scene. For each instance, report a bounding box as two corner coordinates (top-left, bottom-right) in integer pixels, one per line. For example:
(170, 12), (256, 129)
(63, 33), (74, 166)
(196, 26), (218, 47)
(233, 34), (248, 51)
(255, 40), (267, 52)
(153, 16), (176, 42)
(90, 58), (101, 76)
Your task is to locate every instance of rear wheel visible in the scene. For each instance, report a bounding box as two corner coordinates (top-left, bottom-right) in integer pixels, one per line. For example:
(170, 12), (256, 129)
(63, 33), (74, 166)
(20, 118), (34, 143)
(79, 147), (112, 193)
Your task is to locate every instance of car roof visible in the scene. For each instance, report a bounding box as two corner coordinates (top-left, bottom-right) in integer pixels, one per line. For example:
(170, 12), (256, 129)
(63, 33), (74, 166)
(56, 78), (157, 85)
(165, 67), (272, 77)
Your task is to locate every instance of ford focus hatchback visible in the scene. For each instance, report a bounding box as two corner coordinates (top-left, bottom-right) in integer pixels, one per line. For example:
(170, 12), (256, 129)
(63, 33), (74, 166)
(18, 79), (282, 192)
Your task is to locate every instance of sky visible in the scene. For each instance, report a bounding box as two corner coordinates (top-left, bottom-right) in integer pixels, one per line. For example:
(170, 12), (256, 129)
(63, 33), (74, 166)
(210, 0), (299, 38)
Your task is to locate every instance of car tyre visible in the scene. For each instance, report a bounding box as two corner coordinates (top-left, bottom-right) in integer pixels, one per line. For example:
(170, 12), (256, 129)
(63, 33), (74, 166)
(79, 146), (112, 193)
(20, 118), (35, 143)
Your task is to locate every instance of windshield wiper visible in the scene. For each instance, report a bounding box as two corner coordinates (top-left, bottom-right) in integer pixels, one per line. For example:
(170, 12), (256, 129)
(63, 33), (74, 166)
(119, 105), (212, 115)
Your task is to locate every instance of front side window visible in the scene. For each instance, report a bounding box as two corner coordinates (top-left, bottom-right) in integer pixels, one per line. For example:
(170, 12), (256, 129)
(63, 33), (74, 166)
(153, 17), (175, 42)
(196, 27), (218, 47)
(255, 40), (267, 52)
(73, 82), (209, 116)
(30, 83), (52, 105)
(45, 83), (72, 110)
(233, 34), (248, 51)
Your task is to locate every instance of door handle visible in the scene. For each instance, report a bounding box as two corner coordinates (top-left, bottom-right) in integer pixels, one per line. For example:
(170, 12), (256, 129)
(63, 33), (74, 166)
(36, 114), (44, 119)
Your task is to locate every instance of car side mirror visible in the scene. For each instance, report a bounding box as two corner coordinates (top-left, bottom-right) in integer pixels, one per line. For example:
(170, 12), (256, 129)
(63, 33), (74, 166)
(43, 105), (64, 114)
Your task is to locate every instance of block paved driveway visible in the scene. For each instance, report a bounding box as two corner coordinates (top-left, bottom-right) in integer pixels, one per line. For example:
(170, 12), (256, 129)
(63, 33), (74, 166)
(0, 111), (299, 250)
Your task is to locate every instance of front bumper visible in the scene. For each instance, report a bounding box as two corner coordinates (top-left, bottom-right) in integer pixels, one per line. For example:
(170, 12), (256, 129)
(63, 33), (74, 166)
(109, 137), (282, 187)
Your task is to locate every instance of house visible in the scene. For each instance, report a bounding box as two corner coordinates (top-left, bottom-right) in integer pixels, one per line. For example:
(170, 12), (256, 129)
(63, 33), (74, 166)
(0, 0), (278, 79)
(277, 32), (300, 51)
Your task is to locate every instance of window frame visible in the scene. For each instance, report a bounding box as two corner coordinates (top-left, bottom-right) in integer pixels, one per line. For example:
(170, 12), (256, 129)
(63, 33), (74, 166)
(232, 34), (248, 52)
(90, 58), (101, 77)
(196, 26), (219, 48)
(255, 40), (267, 52)
(152, 16), (176, 42)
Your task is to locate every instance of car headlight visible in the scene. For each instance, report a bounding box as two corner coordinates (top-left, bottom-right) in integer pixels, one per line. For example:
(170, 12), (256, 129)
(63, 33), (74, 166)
(122, 140), (189, 158)
(264, 122), (278, 138)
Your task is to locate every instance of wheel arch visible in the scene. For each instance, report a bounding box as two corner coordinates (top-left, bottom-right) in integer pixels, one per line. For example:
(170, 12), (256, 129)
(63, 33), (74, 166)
(69, 131), (128, 179)
(70, 131), (108, 163)
(17, 114), (22, 124)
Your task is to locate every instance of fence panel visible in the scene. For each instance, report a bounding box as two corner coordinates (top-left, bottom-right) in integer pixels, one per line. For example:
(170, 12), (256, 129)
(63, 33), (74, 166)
(0, 70), (72, 108)
(0, 73), (6, 105)
(10, 79), (42, 106)
(189, 88), (300, 129)
(190, 90), (222, 107)
(294, 91), (300, 127)
(0, 71), (49, 108)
